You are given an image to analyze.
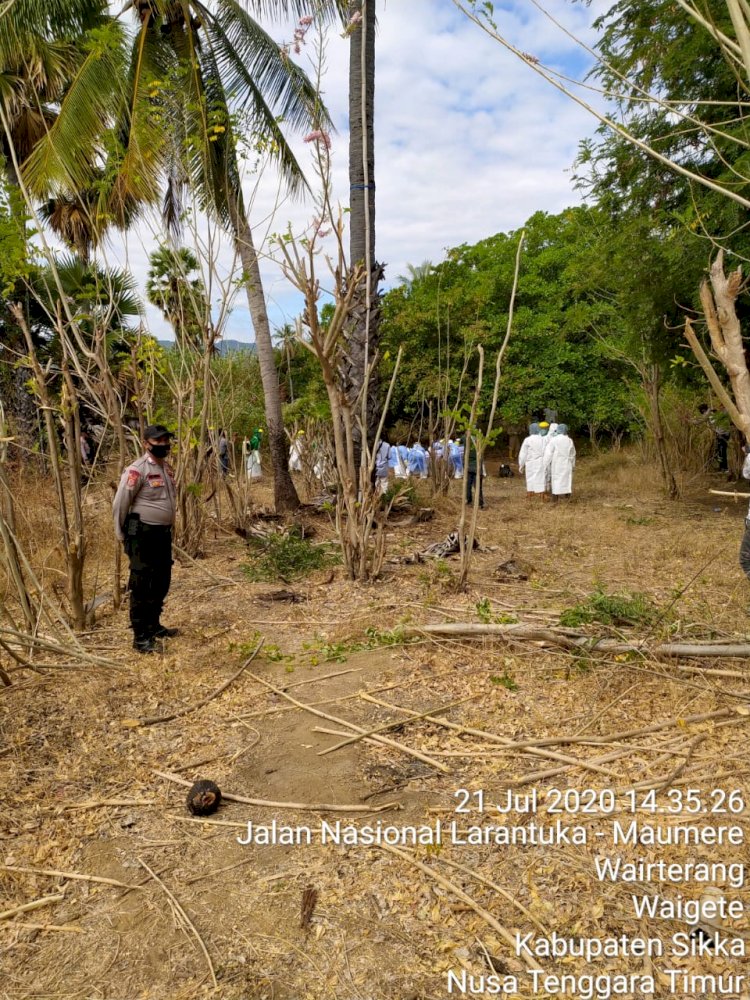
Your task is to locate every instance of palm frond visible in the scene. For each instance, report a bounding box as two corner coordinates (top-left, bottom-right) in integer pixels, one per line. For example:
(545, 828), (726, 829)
(104, 18), (174, 220)
(21, 20), (128, 197)
(201, 0), (332, 133)
(0, 0), (106, 54)
(233, 0), (346, 26)
(175, 42), (241, 223)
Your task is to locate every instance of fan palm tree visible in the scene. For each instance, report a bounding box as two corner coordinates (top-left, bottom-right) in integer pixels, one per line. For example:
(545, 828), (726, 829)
(275, 322), (297, 402)
(397, 260), (433, 291)
(147, 244), (210, 351)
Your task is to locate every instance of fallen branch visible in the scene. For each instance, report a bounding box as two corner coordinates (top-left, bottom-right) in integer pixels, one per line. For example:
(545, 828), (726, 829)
(138, 858), (217, 989)
(1, 865), (140, 891)
(140, 641), (263, 726)
(0, 921), (81, 933)
(360, 694), (627, 780)
(514, 708), (739, 749)
(317, 696), (476, 756)
(405, 622), (750, 658)
(154, 769), (401, 813)
(0, 627), (125, 668)
(60, 799), (156, 811)
(633, 734), (707, 793)
(236, 681), (401, 722)
(245, 671), (451, 773)
(709, 489), (750, 498)
(0, 894), (65, 921)
(183, 856), (257, 886)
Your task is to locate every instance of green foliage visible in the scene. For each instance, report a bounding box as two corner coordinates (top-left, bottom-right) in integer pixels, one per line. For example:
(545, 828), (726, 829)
(235, 633), (292, 663)
(475, 598), (518, 625)
(147, 246), (208, 350)
(380, 207), (635, 438)
(490, 673), (518, 691)
(381, 479), (417, 507)
(242, 529), (339, 583)
(559, 588), (658, 628)
(301, 626), (409, 665)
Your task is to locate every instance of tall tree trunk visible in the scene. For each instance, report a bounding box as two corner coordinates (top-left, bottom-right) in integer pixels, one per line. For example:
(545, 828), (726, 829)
(343, 0), (381, 455)
(229, 196), (299, 513)
(645, 364), (678, 499)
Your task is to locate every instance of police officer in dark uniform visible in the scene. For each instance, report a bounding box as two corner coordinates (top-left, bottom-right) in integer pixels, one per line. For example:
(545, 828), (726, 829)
(113, 425), (178, 653)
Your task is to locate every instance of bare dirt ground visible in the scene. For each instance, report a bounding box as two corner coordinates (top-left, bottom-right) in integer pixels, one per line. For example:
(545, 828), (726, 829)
(2, 451), (750, 1000)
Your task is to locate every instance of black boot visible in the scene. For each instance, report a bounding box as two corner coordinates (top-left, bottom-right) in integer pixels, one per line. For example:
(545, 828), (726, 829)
(133, 636), (156, 654)
(153, 625), (179, 638)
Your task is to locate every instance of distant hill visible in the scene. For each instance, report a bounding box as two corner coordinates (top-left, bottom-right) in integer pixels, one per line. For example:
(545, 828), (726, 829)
(157, 339), (256, 355)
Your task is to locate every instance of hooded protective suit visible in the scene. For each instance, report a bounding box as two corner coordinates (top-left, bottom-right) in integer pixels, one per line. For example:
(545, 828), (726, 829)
(450, 439), (464, 478)
(544, 424), (576, 495)
(518, 423), (546, 493)
(375, 440), (391, 494)
(544, 422), (558, 488)
(408, 443), (428, 478)
(289, 434), (304, 472)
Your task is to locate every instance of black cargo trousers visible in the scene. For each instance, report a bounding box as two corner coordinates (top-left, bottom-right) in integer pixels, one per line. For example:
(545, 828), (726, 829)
(124, 514), (173, 642)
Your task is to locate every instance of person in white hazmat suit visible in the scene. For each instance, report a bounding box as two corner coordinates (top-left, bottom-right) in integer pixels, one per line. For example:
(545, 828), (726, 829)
(544, 422), (558, 492)
(518, 423), (546, 497)
(544, 424), (576, 499)
(375, 440), (391, 495)
(289, 431), (304, 472)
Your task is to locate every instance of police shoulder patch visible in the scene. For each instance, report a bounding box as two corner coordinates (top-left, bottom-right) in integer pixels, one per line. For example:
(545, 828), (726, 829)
(126, 469), (141, 488)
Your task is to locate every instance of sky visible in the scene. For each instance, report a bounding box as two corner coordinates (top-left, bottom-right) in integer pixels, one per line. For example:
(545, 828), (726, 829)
(106, 0), (611, 343)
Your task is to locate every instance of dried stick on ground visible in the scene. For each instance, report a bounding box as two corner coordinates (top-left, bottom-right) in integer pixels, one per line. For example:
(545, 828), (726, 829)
(2, 866), (141, 891)
(0, 922), (81, 934)
(405, 622), (750, 658)
(515, 707), (739, 748)
(245, 672), (451, 773)
(138, 858), (217, 989)
(317, 696), (476, 756)
(360, 694), (628, 779)
(154, 769), (401, 813)
(140, 641), (263, 726)
(0, 627), (122, 667)
(377, 843), (544, 973)
(0, 894), (65, 921)
(438, 857), (549, 935)
(631, 734), (707, 793)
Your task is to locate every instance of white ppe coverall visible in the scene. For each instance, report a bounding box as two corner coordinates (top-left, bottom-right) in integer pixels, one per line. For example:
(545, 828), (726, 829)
(518, 434), (546, 492)
(544, 433), (576, 494)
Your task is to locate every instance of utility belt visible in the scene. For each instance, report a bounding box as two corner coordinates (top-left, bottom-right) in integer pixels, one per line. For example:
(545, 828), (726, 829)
(125, 513), (173, 538)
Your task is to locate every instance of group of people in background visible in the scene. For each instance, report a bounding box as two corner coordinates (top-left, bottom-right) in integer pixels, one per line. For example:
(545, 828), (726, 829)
(156, 420), (577, 502)
(518, 421), (576, 500)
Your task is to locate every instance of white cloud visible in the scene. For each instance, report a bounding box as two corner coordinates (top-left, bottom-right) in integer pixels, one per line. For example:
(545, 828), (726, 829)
(106, 0), (609, 342)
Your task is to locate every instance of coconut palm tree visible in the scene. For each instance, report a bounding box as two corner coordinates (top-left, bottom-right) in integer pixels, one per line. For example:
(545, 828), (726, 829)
(342, 0), (381, 456)
(98, 0), (345, 512)
(5, 2), (127, 207)
(0, 2), (128, 450)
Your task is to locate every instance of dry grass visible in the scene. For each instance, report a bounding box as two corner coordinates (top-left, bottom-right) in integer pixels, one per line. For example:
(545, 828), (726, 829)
(1, 452), (750, 999)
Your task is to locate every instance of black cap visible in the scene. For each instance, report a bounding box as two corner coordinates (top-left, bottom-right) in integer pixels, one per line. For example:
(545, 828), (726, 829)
(144, 424), (174, 440)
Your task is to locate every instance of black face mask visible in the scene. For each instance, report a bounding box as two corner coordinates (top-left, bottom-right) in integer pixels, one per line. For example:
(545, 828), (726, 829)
(148, 443), (170, 458)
